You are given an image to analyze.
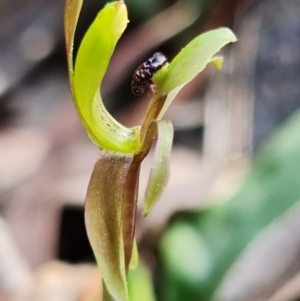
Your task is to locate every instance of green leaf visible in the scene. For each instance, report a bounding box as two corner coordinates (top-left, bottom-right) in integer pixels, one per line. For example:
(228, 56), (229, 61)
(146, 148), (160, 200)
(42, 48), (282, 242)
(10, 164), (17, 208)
(128, 260), (156, 301)
(85, 151), (134, 301)
(158, 107), (300, 301)
(154, 28), (237, 96)
(160, 223), (213, 285)
(143, 119), (174, 216)
(71, 1), (140, 153)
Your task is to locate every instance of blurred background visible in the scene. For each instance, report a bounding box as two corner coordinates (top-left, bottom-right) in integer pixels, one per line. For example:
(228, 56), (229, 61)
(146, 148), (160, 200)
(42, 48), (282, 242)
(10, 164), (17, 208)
(1, 0), (300, 300)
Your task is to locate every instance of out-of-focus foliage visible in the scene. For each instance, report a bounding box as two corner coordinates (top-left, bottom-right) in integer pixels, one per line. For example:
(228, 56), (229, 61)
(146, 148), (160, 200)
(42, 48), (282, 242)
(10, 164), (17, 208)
(125, 0), (217, 22)
(159, 107), (300, 301)
(128, 260), (156, 301)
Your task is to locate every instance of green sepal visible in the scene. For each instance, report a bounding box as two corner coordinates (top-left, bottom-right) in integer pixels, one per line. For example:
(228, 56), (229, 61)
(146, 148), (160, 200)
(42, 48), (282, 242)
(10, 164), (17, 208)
(153, 28), (237, 97)
(143, 120), (174, 216)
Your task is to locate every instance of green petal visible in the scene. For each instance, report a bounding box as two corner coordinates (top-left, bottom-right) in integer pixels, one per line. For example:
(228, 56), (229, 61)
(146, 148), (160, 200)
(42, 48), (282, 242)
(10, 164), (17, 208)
(73, 2), (140, 153)
(85, 151), (134, 301)
(154, 28), (237, 96)
(143, 119), (174, 216)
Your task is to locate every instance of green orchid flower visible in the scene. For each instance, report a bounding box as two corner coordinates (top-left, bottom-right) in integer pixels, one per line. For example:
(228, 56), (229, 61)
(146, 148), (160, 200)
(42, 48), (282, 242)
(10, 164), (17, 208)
(65, 1), (236, 301)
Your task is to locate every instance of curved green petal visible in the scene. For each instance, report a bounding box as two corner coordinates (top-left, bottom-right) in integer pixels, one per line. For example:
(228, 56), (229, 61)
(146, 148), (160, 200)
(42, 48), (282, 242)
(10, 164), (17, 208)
(153, 28), (237, 96)
(143, 119), (174, 216)
(73, 1), (140, 153)
(154, 57), (223, 120)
